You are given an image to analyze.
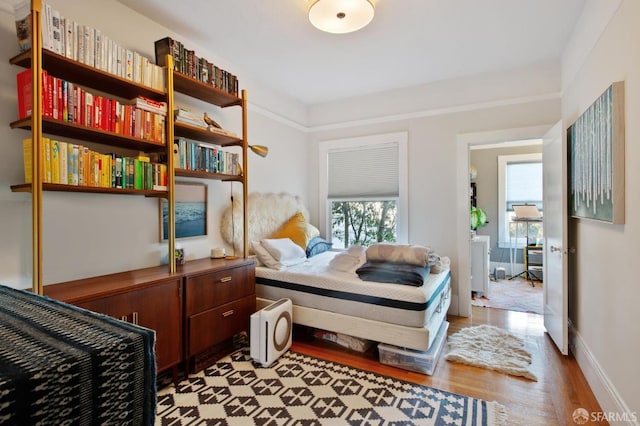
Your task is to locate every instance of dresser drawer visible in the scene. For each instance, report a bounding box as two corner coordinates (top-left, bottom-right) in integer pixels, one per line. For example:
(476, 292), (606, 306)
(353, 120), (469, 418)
(187, 295), (255, 355)
(185, 265), (255, 315)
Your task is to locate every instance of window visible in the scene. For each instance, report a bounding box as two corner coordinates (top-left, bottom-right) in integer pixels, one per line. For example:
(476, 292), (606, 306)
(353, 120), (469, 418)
(319, 133), (408, 248)
(497, 153), (543, 248)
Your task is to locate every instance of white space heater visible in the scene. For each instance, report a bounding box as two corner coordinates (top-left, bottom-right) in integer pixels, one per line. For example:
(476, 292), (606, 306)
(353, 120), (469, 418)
(250, 298), (293, 367)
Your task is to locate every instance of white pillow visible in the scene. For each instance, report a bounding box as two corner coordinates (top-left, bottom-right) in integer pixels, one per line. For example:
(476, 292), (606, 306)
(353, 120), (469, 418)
(251, 241), (281, 269)
(251, 240), (306, 270)
(261, 238), (306, 263)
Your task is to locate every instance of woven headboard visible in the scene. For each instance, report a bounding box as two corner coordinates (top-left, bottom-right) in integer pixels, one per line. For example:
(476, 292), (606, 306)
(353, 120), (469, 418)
(220, 192), (310, 254)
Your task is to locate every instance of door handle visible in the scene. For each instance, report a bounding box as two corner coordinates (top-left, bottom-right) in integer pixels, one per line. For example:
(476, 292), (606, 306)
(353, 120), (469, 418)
(550, 246), (562, 252)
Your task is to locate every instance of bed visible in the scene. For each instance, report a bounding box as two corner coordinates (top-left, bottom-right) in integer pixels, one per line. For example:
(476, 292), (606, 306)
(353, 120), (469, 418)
(221, 192), (451, 351)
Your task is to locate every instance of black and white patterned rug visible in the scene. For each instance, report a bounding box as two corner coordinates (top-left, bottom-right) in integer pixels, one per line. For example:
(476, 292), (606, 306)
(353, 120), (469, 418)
(156, 348), (506, 425)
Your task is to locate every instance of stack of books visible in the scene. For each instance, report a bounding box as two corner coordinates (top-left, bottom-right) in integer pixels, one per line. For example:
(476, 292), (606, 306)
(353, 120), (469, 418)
(174, 107), (207, 129)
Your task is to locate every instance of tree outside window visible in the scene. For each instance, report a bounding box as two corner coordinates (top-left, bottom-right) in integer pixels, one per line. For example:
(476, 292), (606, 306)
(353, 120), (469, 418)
(331, 200), (397, 248)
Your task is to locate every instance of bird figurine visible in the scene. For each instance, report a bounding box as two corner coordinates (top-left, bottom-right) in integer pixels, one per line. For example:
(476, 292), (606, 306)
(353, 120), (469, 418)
(203, 112), (222, 129)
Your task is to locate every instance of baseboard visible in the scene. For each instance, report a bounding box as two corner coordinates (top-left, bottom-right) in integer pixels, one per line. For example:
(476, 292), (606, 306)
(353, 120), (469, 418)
(570, 323), (638, 425)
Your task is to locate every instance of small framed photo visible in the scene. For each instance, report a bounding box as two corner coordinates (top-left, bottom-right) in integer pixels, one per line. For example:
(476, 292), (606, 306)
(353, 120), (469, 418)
(160, 182), (207, 240)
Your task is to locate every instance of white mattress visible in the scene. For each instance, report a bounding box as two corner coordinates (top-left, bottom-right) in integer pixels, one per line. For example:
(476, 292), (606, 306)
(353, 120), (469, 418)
(255, 251), (451, 328)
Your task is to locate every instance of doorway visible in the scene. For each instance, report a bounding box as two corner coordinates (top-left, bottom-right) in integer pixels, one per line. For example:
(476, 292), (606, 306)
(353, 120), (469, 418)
(466, 137), (544, 315)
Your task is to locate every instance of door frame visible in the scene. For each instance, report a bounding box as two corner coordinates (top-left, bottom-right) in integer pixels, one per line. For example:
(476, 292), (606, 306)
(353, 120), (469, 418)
(455, 125), (553, 317)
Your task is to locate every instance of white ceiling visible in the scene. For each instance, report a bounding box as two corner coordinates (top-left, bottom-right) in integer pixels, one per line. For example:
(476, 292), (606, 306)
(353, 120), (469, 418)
(117, 0), (586, 105)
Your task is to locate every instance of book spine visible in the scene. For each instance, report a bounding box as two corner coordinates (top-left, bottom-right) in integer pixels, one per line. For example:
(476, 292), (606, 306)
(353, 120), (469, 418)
(43, 3), (53, 52)
(50, 140), (60, 184)
(43, 138), (51, 183)
(58, 141), (67, 185)
(64, 19), (74, 59)
(14, 0), (32, 52)
(22, 138), (32, 184)
(69, 144), (79, 185)
(51, 8), (61, 54)
(16, 68), (31, 119)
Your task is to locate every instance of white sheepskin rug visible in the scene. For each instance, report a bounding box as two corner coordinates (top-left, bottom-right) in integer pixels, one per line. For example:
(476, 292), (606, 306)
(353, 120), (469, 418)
(445, 324), (538, 381)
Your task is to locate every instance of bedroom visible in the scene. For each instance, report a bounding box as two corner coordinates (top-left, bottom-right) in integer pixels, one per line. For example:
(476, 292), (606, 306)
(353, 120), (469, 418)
(0, 0), (638, 424)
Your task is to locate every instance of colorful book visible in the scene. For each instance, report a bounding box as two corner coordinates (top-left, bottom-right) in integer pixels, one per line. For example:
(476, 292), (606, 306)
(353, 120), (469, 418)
(50, 140), (60, 183)
(13, 0), (31, 52)
(43, 138), (51, 183)
(16, 68), (31, 119)
(22, 138), (32, 183)
(58, 141), (67, 185)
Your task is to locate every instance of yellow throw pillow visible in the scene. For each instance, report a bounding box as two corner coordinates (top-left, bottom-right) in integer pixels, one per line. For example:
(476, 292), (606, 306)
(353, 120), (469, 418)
(273, 212), (320, 251)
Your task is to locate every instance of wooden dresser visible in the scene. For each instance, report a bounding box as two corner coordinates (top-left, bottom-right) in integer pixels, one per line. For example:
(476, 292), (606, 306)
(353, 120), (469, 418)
(44, 257), (255, 379)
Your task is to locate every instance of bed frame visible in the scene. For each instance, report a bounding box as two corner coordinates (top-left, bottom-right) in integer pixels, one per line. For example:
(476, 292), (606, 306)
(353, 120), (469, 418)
(222, 192), (450, 351)
(257, 285), (450, 351)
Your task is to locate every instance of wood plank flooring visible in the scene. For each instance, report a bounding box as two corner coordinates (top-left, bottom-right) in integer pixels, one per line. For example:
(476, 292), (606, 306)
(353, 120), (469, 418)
(290, 306), (606, 426)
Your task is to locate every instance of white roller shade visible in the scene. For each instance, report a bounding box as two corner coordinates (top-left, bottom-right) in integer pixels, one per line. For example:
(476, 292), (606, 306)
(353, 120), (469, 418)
(328, 143), (399, 198)
(506, 161), (542, 210)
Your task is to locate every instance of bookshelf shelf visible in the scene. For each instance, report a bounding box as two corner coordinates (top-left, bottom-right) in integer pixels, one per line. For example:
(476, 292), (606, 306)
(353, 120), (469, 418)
(10, 49), (166, 102)
(174, 121), (243, 147)
(172, 72), (241, 107)
(11, 118), (166, 152)
(175, 168), (243, 182)
(10, 183), (168, 196)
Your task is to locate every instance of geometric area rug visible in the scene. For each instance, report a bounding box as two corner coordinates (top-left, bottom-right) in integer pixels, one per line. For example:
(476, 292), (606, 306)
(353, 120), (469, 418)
(157, 347), (507, 425)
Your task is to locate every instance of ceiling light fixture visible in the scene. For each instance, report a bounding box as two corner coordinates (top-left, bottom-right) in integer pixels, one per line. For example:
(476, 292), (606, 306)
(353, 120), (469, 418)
(308, 0), (375, 34)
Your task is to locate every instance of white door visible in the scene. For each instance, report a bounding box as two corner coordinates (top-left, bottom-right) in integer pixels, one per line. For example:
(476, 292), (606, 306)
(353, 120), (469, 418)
(542, 121), (569, 355)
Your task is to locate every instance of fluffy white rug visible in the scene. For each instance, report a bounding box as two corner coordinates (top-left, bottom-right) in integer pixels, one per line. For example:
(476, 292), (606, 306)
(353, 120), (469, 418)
(445, 324), (537, 381)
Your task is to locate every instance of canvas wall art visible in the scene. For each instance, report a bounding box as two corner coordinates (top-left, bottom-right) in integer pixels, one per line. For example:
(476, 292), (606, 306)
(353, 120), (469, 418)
(568, 81), (625, 224)
(160, 182), (208, 240)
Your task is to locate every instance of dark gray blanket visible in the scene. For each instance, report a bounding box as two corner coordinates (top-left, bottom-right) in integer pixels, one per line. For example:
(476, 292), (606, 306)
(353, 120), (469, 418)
(356, 261), (430, 286)
(0, 285), (156, 425)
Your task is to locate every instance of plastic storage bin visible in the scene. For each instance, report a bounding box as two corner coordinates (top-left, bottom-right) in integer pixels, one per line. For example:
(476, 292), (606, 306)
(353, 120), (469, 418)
(378, 321), (449, 375)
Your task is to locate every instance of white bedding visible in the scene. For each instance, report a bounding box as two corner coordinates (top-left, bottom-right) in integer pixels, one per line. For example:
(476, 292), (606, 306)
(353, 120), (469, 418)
(255, 250), (450, 328)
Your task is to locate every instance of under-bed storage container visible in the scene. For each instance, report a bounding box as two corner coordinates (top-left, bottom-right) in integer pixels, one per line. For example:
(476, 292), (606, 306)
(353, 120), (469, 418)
(378, 320), (449, 375)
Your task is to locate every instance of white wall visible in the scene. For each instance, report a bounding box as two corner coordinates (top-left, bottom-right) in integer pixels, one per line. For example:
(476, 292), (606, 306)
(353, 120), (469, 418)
(0, 0), (308, 287)
(562, 0), (639, 419)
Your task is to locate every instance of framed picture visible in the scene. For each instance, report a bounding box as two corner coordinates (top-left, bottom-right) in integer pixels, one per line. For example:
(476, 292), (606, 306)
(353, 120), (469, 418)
(160, 182), (208, 240)
(568, 81), (625, 224)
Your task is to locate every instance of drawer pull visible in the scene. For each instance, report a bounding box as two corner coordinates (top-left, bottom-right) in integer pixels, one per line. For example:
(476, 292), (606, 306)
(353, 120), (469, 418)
(120, 315), (128, 322)
(219, 276), (232, 283)
(132, 312), (139, 325)
(222, 310), (234, 317)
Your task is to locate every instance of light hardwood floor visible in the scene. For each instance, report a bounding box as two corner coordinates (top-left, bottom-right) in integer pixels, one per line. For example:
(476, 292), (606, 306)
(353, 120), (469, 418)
(291, 306), (606, 426)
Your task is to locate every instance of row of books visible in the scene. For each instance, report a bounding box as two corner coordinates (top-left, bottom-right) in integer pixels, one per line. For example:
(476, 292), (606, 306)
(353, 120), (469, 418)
(22, 138), (167, 191)
(174, 137), (241, 176)
(155, 37), (239, 96)
(13, 1), (164, 91)
(17, 69), (167, 145)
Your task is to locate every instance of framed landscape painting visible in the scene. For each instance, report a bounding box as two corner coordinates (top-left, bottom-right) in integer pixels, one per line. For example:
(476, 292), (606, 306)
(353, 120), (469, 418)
(161, 182), (208, 240)
(568, 81), (625, 224)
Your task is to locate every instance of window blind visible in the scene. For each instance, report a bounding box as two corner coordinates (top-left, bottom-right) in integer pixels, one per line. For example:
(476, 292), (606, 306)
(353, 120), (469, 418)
(506, 161), (542, 210)
(328, 143), (399, 198)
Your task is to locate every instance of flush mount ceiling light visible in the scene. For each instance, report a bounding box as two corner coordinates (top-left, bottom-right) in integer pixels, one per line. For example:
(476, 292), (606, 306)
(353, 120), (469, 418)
(308, 0), (375, 34)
